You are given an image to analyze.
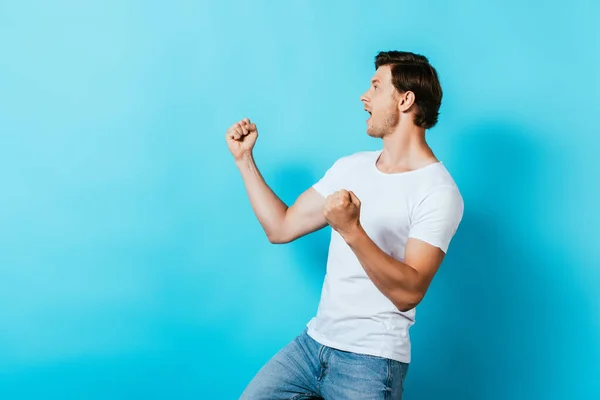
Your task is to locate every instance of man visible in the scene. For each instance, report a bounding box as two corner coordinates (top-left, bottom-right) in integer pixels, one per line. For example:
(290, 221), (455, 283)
(226, 51), (464, 399)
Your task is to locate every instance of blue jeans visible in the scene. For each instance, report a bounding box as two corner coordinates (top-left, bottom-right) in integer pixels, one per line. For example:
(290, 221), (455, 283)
(240, 329), (409, 399)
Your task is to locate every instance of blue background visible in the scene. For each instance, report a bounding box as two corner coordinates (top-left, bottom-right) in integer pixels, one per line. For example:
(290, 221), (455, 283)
(1, 0), (598, 399)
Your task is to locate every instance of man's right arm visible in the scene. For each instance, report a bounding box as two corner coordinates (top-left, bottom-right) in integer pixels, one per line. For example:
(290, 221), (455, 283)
(235, 154), (328, 244)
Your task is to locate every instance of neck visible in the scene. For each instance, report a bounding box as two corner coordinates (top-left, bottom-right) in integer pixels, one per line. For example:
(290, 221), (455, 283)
(377, 119), (438, 174)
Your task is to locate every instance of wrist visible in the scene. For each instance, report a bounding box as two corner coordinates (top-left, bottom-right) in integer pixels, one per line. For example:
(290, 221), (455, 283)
(234, 152), (254, 167)
(340, 222), (365, 245)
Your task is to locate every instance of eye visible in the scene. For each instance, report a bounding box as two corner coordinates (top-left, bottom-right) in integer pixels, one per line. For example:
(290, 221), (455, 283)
(373, 85), (378, 91)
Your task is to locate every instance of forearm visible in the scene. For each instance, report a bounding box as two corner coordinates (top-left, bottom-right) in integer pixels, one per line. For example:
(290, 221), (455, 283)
(235, 154), (288, 241)
(343, 226), (422, 311)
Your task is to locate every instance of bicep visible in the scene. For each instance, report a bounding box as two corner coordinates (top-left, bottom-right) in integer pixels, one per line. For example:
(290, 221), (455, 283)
(403, 237), (446, 292)
(403, 187), (463, 288)
(279, 187), (328, 243)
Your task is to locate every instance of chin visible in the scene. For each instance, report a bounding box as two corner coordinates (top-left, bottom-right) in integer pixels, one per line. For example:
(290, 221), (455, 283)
(366, 127), (386, 138)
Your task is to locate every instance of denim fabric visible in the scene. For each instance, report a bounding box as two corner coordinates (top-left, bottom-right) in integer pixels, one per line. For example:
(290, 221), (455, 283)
(240, 329), (409, 399)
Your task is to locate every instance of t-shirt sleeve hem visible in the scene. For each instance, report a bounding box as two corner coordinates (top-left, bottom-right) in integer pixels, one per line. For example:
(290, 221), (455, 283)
(407, 234), (450, 253)
(312, 182), (329, 198)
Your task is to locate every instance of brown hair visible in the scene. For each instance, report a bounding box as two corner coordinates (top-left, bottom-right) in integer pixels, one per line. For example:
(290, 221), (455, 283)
(375, 51), (443, 129)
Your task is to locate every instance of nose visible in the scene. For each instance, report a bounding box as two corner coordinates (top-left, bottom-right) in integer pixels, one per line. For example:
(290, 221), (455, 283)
(360, 91), (369, 104)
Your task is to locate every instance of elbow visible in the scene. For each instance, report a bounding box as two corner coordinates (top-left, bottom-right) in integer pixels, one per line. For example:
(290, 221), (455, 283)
(267, 231), (290, 244)
(395, 303), (417, 313)
(267, 235), (286, 244)
(396, 304), (417, 313)
(394, 291), (424, 312)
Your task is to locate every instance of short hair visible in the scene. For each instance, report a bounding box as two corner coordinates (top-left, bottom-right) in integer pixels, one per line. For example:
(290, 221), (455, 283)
(375, 51), (443, 129)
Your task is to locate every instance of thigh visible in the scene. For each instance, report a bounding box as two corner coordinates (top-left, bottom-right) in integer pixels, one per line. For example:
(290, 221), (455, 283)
(240, 331), (323, 400)
(321, 349), (408, 400)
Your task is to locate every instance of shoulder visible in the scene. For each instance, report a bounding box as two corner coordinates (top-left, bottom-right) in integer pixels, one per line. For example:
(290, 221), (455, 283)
(329, 150), (378, 170)
(313, 150), (376, 195)
(415, 164), (464, 210)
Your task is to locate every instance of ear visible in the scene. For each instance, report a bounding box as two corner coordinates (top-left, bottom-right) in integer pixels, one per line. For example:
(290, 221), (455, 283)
(397, 91), (416, 112)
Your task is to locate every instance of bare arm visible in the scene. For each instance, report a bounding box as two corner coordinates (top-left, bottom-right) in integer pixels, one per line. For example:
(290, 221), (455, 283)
(345, 228), (445, 311)
(227, 118), (327, 244)
(235, 155), (327, 243)
(324, 189), (459, 312)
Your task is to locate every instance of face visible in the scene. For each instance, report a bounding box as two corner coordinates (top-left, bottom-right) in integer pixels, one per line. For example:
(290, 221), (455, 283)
(360, 65), (400, 138)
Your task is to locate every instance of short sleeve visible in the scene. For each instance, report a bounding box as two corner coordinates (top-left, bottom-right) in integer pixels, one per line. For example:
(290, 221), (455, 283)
(408, 186), (464, 253)
(312, 157), (346, 197)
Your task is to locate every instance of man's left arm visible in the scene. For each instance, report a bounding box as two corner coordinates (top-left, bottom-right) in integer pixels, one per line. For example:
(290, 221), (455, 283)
(323, 187), (463, 312)
(343, 228), (445, 312)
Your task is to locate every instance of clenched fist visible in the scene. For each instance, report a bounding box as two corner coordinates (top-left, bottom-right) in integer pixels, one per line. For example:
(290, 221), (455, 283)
(324, 189), (362, 237)
(226, 118), (258, 161)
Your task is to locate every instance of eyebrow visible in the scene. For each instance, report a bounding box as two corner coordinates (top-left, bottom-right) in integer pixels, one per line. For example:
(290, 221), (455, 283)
(371, 79), (380, 84)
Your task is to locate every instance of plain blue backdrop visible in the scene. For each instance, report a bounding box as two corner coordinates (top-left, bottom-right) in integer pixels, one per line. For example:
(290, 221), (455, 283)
(1, 0), (598, 399)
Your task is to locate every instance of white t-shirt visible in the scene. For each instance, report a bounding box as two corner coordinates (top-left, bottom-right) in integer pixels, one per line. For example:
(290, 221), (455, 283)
(306, 150), (464, 363)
